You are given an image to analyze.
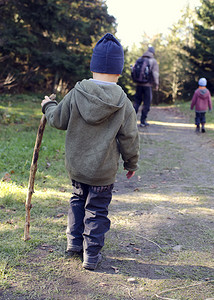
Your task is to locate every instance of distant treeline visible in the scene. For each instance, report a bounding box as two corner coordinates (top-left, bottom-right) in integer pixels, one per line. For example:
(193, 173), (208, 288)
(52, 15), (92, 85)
(0, 0), (213, 103)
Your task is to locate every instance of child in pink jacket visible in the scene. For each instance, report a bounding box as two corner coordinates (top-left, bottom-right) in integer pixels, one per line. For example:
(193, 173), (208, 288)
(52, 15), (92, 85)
(190, 78), (212, 133)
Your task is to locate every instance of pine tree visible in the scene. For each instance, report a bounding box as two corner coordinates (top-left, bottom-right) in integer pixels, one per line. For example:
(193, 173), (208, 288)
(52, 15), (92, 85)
(167, 4), (198, 100)
(184, 0), (214, 93)
(0, 0), (116, 92)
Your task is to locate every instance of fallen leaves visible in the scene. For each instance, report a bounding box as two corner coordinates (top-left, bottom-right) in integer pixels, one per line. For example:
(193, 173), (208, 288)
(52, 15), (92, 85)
(99, 282), (108, 287)
(39, 244), (54, 253)
(127, 277), (137, 283)
(56, 213), (64, 218)
(129, 210), (143, 216)
(2, 172), (11, 182)
(1, 170), (15, 182)
(133, 247), (141, 253)
(111, 266), (119, 273)
(6, 219), (14, 224)
(150, 184), (157, 189)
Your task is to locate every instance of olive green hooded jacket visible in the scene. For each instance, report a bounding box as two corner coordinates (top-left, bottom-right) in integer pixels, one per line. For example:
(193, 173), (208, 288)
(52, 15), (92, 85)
(42, 79), (139, 186)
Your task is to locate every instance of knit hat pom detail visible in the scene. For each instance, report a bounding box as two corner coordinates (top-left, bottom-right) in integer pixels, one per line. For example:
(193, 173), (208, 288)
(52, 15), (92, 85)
(104, 33), (115, 40)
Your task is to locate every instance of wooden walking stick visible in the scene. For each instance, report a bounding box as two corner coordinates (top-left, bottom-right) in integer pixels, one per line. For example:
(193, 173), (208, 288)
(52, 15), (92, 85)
(24, 94), (56, 241)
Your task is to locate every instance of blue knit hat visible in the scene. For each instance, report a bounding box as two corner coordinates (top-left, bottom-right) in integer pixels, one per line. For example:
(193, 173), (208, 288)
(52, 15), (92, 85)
(148, 46), (155, 55)
(90, 33), (124, 74)
(198, 77), (207, 86)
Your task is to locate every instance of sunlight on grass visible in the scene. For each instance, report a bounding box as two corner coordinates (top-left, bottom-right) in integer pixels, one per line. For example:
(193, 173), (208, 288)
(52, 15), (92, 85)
(146, 120), (214, 129)
(1, 180), (212, 237)
(110, 190), (213, 235)
(193, 207), (214, 215)
(175, 250), (214, 267)
(0, 182), (26, 205)
(31, 188), (71, 202)
(0, 181), (70, 206)
(113, 191), (198, 205)
(0, 180), (70, 243)
(150, 120), (194, 128)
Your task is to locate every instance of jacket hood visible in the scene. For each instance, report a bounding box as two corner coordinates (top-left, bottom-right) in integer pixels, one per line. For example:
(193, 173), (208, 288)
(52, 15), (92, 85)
(73, 79), (126, 124)
(142, 50), (154, 58)
(197, 88), (208, 98)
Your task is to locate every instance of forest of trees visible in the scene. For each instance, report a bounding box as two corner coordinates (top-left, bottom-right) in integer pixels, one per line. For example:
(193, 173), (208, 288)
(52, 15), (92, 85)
(0, 0), (213, 103)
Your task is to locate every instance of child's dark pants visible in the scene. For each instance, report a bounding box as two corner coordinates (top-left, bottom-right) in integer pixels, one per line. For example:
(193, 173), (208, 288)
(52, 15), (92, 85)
(195, 112), (206, 125)
(66, 180), (113, 263)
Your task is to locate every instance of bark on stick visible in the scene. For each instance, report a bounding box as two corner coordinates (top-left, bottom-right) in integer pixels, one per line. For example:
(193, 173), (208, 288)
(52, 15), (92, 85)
(24, 94), (56, 241)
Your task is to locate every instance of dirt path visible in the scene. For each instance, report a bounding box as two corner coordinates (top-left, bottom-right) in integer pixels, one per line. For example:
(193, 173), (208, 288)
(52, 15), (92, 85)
(111, 106), (214, 299)
(116, 106), (214, 194)
(1, 106), (214, 300)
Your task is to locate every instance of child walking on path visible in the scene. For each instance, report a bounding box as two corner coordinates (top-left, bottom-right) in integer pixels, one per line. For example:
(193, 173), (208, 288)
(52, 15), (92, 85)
(41, 33), (140, 270)
(190, 77), (212, 133)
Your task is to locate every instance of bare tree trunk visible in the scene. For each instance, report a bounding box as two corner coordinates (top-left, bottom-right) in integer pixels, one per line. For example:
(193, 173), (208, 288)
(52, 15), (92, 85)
(24, 94), (56, 241)
(52, 71), (59, 94)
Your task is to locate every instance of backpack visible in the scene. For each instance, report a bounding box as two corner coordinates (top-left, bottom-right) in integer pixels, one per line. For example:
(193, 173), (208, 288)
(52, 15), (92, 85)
(131, 57), (152, 84)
